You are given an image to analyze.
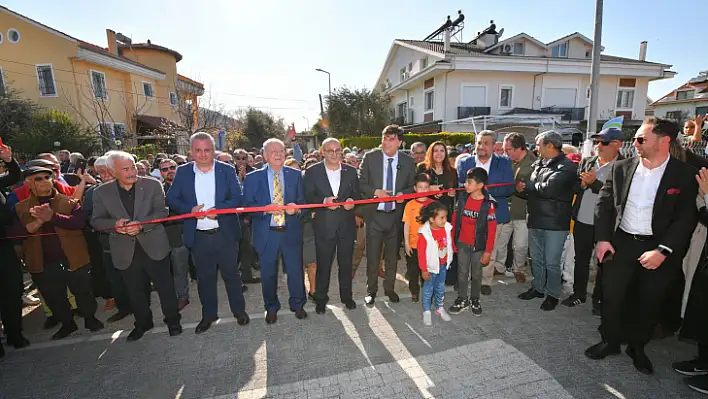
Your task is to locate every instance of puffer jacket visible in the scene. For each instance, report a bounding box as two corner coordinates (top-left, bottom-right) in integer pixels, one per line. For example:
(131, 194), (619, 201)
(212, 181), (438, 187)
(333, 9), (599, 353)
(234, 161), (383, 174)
(520, 153), (577, 231)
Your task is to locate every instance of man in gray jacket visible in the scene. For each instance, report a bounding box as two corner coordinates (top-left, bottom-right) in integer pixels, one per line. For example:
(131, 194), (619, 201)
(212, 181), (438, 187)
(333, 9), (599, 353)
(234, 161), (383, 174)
(92, 151), (182, 341)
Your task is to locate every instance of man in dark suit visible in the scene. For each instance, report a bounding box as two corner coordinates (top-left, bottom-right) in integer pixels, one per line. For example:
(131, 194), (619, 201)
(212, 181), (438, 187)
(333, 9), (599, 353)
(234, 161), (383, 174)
(168, 132), (249, 333)
(585, 117), (699, 375)
(92, 151), (182, 341)
(564, 127), (623, 312)
(359, 125), (416, 305)
(243, 138), (307, 324)
(234, 149), (260, 283)
(304, 138), (361, 314)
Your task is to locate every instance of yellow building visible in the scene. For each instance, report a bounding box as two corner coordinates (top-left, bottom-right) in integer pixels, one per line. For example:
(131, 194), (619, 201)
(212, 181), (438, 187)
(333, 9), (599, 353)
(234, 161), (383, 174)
(0, 6), (204, 147)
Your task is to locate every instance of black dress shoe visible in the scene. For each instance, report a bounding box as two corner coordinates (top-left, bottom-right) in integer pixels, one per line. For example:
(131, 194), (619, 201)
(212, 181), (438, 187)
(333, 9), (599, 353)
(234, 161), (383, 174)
(195, 317), (218, 334)
(584, 341), (621, 360)
(234, 312), (250, 326)
(365, 294), (376, 306)
(291, 308), (308, 319)
(126, 325), (153, 342)
(106, 310), (131, 323)
(627, 346), (654, 375)
(518, 288), (545, 300)
(386, 292), (400, 303)
(52, 321), (79, 340)
(168, 324), (183, 337)
(316, 303), (326, 314)
(243, 277), (262, 284)
(85, 317), (105, 332)
(265, 311), (278, 324)
(7, 335), (30, 349)
(43, 315), (60, 330)
(540, 296), (559, 311)
(342, 299), (357, 310)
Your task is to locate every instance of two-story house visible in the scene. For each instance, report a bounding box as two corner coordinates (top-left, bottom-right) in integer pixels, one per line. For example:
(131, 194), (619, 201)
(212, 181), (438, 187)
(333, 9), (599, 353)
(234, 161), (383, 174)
(0, 6), (204, 146)
(649, 70), (708, 122)
(374, 18), (675, 133)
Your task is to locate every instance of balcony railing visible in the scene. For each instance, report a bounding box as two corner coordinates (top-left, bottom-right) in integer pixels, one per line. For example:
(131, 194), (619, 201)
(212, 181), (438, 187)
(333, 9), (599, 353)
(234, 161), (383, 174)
(457, 106), (491, 119)
(541, 107), (585, 121)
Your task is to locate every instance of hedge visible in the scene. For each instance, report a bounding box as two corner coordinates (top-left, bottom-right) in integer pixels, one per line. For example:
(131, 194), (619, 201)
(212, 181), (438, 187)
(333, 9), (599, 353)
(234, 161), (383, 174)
(340, 132), (475, 150)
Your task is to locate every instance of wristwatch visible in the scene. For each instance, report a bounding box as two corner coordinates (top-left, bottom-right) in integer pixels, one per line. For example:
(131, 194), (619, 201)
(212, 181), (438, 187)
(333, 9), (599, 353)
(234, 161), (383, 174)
(657, 247), (671, 257)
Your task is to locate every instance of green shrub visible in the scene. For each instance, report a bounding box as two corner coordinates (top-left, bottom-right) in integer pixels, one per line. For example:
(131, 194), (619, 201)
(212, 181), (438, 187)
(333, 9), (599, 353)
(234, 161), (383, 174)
(340, 133), (475, 149)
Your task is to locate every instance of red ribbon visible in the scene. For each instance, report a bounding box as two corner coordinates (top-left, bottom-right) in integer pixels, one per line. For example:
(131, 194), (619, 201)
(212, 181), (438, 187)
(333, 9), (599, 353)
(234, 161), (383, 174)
(6, 182), (515, 239)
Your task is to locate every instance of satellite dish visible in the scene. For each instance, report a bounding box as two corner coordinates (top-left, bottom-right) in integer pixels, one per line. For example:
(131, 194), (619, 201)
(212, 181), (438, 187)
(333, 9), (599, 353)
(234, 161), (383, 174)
(498, 28), (504, 39)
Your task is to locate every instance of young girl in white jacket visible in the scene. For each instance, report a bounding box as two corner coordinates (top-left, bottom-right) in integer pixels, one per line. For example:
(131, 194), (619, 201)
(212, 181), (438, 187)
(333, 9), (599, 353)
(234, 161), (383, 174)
(417, 201), (454, 326)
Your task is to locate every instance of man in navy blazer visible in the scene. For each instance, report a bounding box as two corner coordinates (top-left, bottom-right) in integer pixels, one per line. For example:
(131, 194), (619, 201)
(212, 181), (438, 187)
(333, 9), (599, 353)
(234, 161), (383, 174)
(242, 138), (307, 324)
(167, 132), (249, 333)
(458, 130), (515, 294)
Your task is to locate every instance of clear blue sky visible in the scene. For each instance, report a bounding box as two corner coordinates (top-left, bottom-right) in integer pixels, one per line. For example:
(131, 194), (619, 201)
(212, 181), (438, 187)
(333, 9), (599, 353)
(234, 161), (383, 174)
(5, 0), (705, 131)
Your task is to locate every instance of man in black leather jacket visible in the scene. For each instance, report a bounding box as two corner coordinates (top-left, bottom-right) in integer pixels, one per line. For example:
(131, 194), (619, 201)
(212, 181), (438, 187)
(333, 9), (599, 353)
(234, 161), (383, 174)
(515, 131), (578, 311)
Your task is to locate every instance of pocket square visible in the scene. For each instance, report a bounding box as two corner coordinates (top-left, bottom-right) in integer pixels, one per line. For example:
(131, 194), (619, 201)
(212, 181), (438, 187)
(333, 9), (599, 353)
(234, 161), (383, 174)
(667, 188), (680, 195)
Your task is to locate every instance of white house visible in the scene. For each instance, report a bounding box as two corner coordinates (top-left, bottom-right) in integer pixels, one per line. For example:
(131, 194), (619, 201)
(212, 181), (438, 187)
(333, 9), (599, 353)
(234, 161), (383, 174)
(374, 19), (676, 133)
(649, 70), (708, 121)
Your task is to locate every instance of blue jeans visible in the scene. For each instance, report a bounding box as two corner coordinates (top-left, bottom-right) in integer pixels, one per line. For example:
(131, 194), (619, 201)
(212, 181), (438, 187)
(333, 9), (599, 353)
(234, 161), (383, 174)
(529, 229), (568, 299)
(421, 267), (447, 312)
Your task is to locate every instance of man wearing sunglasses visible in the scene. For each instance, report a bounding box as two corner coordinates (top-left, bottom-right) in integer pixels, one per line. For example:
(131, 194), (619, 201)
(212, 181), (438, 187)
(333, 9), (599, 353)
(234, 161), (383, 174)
(565, 128), (623, 314)
(586, 117), (699, 375)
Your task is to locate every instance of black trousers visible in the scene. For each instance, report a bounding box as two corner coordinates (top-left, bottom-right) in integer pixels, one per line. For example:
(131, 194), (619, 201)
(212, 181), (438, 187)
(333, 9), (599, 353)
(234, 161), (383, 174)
(102, 250), (134, 314)
(85, 231), (111, 299)
(572, 221), (595, 298)
(405, 249), (422, 296)
(239, 222), (254, 281)
(31, 261), (97, 325)
(314, 229), (355, 305)
(120, 254), (181, 329)
(366, 211), (401, 295)
(0, 248), (24, 340)
(602, 230), (680, 348)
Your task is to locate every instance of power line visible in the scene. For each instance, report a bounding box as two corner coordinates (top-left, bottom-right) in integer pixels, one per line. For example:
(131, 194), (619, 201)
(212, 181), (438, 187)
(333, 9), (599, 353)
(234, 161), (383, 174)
(0, 57), (319, 103)
(0, 68), (319, 111)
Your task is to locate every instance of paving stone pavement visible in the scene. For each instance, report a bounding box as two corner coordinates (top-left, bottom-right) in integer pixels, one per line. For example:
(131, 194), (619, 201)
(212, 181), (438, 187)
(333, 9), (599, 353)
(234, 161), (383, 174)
(0, 257), (705, 399)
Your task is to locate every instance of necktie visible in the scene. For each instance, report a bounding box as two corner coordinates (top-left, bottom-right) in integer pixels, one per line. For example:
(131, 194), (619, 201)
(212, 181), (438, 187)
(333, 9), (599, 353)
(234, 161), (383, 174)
(273, 172), (285, 226)
(385, 158), (394, 211)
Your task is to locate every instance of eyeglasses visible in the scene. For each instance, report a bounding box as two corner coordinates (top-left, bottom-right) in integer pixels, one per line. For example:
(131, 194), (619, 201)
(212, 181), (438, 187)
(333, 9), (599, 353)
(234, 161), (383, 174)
(324, 149), (342, 155)
(160, 165), (177, 172)
(413, 151), (426, 156)
(32, 175), (51, 182)
(234, 156), (247, 161)
(634, 137), (646, 145)
(593, 140), (611, 146)
(176, 161), (186, 165)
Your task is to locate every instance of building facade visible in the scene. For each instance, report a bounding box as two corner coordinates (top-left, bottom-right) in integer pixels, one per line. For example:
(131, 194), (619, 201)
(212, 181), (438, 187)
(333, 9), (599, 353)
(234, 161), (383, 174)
(649, 70), (708, 122)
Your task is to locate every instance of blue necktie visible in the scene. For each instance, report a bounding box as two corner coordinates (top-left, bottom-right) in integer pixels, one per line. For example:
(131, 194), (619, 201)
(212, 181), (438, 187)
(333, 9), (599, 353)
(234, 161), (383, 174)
(385, 158), (394, 211)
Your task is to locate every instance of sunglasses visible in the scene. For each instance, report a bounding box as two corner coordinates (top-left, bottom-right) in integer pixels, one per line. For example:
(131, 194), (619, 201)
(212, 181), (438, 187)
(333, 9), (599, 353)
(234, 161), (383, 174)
(32, 175), (52, 182)
(160, 165), (177, 172)
(634, 137), (646, 145)
(593, 140), (612, 146)
(176, 161), (186, 165)
(234, 156), (247, 161)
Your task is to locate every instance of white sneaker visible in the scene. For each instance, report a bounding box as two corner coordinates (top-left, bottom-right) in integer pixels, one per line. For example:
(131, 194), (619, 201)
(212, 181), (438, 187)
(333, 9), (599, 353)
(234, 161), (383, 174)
(423, 311), (432, 326)
(504, 270), (515, 277)
(436, 307), (452, 322)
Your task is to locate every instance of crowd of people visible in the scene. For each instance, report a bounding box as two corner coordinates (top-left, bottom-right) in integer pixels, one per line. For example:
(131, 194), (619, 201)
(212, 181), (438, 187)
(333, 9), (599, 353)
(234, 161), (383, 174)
(1, 116), (708, 393)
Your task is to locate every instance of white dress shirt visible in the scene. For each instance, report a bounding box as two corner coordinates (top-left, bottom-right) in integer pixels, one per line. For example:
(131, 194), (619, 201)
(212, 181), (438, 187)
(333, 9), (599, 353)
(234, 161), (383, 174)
(194, 161), (219, 230)
(325, 164), (341, 199)
(619, 155), (670, 236)
(475, 155), (492, 175)
(378, 152), (399, 211)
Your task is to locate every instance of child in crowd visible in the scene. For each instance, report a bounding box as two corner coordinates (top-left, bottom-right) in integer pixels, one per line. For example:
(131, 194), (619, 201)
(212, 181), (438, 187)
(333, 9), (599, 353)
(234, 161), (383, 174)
(450, 167), (497, 316)
(402, 173), (434, 302)
(417, 201), (453, 326)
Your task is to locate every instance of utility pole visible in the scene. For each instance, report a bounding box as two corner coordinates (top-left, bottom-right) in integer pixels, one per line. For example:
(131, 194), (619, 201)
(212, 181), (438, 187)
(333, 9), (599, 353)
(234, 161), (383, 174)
(586, 0), (603, 144)
(318, 94), (325, 118)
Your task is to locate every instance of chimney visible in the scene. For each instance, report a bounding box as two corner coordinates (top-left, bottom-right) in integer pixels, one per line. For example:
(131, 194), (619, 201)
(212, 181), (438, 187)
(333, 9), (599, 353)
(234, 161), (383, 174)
(106, 29), (118, 55)
(639, 41), (647, 61)
(444, 27), (451, 53)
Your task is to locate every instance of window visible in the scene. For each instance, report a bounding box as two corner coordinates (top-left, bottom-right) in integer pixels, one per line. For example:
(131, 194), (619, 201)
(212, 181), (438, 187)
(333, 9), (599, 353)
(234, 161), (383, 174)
(0, 32), (3, 44)
(396, 102), (407, 118)
(499, 86), (513, 108)
(616, 90), (634, 109)
(585, 51), (591, 58)
(142, 82), (154, 97)
(420, 57), (428, 69)
(676, 90), (695, 100)
(424, 90), (434, 112)
(585, 85), (591, 100)
(97, 122), (113, 137)
(0, 67), (5, 96)
(7, 29), (20, 44)
(408, 62), (412, 73)
(399, 67), (407, 82)
(113, 123), (126, 138)
(666, 111), (683, 121)
(409, 97), (415, 107)
(513, 43), (524, 55)
(169, 92), (178, 106)
(697, 107), (708, 117)
(36, 64), (57, 97)
(90, 70), (107, 100)
(552, 42), (567, 57)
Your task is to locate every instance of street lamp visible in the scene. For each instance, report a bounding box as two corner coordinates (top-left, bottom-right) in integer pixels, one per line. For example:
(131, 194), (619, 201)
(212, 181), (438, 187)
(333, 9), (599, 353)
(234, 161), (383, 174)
(315, 68), (331, 99)
(302, 116), (310, 132)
